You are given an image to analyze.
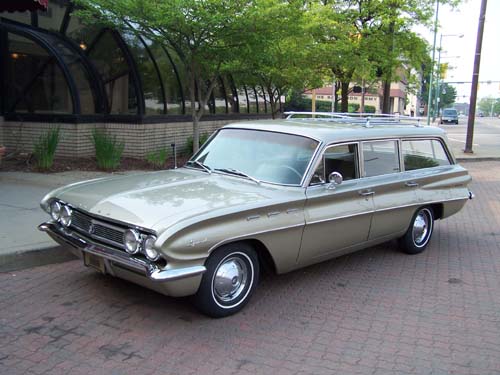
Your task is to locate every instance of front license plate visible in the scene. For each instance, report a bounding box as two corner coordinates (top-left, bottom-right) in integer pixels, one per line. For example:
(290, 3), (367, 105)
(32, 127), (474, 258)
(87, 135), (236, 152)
(83, 252), (106, 274)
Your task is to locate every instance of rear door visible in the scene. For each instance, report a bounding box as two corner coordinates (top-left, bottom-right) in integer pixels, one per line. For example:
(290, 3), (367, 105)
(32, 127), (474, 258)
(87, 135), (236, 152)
(361, 140), (419, 241)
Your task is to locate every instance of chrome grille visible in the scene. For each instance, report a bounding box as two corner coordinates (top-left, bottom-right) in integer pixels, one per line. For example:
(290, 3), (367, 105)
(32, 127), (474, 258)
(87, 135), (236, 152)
(92, 224), (124, 246)
(69, 210), (125, 250)
(72, 210), (92, 232)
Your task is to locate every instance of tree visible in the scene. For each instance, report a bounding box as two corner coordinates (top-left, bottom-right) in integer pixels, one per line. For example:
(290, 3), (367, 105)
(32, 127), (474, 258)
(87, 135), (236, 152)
(307, 0), (459, 113)
(75, 0), (257, 152)
(234, 0), (321, 118)
(437, 83), (457, 112)
(478, 97), (500, 116)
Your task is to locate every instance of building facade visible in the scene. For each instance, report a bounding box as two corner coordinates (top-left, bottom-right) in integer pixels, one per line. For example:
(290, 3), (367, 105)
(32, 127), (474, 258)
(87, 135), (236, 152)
(0, 0), (273, 158)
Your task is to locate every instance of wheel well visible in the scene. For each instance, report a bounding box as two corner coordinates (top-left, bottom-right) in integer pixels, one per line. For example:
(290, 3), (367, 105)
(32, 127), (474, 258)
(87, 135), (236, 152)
(429, 203), (443, 220)
(241, 239), (277, 275)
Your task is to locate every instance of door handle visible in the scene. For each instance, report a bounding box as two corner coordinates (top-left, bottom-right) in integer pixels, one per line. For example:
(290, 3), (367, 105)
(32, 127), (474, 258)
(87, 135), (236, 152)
(405, 181), (419, 188)
(359, 190), (374, 197)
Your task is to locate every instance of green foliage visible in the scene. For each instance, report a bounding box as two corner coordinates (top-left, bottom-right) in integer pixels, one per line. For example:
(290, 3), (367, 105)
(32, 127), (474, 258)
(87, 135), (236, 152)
(404, 155), (439, 171)
(91, 129), (124, 170)
(146, 148), (169, 169)
(438, 83), (457, 111)
(185, 133), (210, 156)
(478, 97), (500, 116)
(33, 127), (60, 170)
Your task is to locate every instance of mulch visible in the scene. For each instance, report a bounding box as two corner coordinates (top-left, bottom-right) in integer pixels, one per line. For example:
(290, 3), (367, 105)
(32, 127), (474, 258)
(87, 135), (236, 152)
(0, 153), (189, 173)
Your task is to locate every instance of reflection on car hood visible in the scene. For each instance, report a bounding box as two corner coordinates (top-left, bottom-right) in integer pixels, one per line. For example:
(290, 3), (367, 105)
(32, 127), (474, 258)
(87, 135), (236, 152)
(52, 168), (296, 231)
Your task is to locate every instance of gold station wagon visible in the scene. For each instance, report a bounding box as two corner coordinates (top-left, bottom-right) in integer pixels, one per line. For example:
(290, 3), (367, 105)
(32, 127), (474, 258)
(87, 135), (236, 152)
(39, 113), (473, 317)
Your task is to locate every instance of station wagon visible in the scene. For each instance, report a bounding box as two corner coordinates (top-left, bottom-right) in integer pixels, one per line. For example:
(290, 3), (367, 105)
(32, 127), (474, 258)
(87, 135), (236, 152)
(39, 113), (473, 317)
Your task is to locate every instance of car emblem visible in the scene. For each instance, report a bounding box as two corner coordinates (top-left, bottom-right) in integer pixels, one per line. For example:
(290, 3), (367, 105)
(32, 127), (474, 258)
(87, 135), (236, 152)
(89, 221), (95, 235)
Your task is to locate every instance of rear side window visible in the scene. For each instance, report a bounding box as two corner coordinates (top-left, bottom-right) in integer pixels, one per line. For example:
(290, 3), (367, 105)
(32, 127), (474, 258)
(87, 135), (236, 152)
(402, 139), (451, 171)
(362, 140), (400, 177)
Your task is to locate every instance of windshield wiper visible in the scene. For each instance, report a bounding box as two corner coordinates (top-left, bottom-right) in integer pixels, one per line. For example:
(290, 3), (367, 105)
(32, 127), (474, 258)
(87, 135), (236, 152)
(186, 160), (212, 174)
(214, 168), (260, 184)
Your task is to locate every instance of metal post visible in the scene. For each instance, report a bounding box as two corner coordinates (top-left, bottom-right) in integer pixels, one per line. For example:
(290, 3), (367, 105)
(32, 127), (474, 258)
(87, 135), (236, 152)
(426, 0), (440, 125)
(434, 34), (443, 121)
(465, 0), (488, 153)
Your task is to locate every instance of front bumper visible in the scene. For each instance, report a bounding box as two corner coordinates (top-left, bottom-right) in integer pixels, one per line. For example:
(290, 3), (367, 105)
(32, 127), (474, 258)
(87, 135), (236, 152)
(38, 222), (206, 284)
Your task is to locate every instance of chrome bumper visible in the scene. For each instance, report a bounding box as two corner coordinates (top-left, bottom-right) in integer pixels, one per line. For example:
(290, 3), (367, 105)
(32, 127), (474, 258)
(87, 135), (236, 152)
(38, 222), (206, 282)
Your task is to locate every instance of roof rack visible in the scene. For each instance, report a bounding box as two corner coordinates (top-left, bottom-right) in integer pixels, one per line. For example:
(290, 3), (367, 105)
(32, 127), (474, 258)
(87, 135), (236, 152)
(284, 111), (424, 128)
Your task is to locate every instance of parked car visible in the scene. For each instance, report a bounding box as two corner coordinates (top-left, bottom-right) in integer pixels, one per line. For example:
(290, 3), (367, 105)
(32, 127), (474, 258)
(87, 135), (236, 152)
(440, 108), (459, 124)
(39, 113), (473, 317)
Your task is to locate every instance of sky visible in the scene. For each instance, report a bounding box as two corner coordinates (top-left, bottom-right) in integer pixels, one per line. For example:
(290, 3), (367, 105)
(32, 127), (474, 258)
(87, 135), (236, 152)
(415, 0), (500, 102)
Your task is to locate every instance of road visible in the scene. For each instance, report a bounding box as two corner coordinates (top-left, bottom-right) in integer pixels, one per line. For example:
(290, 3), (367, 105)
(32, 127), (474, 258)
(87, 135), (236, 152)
(440, 116), (500, 158)
(1, 161), (500, 375)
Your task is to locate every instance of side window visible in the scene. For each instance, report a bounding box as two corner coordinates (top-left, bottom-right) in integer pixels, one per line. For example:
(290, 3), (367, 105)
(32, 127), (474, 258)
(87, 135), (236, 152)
(362, 140), (400, 177)
(310, 144), (358, 184)
(402, 139), (451, 171)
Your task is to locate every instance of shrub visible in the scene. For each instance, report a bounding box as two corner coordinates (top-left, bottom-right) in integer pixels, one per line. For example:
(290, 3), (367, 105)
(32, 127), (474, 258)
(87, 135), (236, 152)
(91, 128), (124, 170)
(184, 133), (210, 156)
(146, 148), (169, 169)
(33, 127), (60, 170)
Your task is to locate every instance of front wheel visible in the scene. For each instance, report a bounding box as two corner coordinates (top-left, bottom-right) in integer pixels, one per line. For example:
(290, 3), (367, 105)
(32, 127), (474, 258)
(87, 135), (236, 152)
(193, 243), (259, 318)
(399, 207), (434, 254)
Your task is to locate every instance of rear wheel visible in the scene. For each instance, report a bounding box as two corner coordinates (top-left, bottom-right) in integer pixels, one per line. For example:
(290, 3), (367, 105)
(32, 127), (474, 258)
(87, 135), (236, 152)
(193, 243), (259, 318)
(399, 207), (434, 254)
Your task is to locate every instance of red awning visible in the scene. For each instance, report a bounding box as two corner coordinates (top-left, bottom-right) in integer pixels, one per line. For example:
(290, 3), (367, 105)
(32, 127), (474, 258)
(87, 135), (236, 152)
(0, 0), (48, 12)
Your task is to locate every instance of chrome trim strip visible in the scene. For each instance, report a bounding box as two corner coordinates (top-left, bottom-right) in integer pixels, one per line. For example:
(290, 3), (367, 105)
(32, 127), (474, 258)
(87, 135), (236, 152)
(38, 222), (206, 282)
(305, 196), (469, 226)
(207, 223), (305, 255)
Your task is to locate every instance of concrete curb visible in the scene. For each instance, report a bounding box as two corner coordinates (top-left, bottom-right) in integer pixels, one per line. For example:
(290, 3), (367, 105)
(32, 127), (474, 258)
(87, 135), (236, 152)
(456, 157), (500, 162)
(0, 245), (77, 273)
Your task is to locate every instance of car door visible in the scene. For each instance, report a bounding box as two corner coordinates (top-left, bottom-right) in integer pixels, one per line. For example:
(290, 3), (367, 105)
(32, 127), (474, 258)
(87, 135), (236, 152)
(361, 139), (419, 241)
(299, 143), (375, 265)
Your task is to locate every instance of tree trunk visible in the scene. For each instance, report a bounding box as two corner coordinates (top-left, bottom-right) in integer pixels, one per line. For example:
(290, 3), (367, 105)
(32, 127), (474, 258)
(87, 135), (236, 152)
(341, 81), (349, 113)
(334, 81), (339, 112)
(382, 79), (391, 114)
(190, 63), (199, 154)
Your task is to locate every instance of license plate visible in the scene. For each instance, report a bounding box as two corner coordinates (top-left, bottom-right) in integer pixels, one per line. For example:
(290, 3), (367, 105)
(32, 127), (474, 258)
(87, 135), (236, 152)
(83, 252), (106, 274)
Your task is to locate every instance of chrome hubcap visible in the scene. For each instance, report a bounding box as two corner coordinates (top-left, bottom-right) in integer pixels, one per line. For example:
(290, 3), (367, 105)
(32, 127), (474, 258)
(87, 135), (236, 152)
(213, 257), (248, 303)
(413, 211), (430, 246)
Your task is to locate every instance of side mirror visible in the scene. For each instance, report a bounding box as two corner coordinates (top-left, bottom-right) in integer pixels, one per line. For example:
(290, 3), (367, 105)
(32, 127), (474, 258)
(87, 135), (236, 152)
(327, 172), (343, 190)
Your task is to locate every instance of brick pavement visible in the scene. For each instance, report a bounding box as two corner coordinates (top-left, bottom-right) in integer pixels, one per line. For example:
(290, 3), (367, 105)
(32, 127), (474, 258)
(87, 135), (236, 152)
(1, 161), (500, 375)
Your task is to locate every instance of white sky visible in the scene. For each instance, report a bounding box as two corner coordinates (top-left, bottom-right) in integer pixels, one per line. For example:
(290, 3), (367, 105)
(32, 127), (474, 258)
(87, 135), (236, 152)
(415, 0), (500, 102)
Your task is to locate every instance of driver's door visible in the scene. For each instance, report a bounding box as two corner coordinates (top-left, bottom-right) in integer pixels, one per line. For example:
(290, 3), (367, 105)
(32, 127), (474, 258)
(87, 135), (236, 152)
(298, 143), (374, 266)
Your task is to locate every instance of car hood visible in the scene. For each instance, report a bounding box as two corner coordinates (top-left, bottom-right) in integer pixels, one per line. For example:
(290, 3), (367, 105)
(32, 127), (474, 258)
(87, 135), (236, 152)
(47, 168), (299, 232)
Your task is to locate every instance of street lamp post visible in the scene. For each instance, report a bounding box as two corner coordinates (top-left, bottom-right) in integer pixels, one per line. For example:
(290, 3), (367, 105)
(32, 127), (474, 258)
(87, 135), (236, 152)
(434, 34), (463, 119)
(426, 0), (440, 126)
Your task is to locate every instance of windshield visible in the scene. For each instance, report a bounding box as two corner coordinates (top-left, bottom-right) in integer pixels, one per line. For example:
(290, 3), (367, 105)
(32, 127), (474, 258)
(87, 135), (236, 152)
(443, 109), (457, 116)
(188, 128), (319, 185)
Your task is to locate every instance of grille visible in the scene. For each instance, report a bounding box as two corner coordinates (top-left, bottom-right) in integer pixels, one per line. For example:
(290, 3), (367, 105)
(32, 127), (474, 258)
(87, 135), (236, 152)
(72, 211), (92, 232)
(70, 210), (125, 249)
(92, 224), (124, 246)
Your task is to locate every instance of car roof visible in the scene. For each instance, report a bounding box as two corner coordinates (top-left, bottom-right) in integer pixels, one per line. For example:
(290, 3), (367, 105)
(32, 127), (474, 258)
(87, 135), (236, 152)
(223, 119), (447, 145)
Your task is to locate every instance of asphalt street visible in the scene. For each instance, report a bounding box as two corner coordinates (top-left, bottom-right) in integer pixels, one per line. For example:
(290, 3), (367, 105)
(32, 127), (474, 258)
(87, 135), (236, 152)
(440, 116), (500, 159)
(1, 161), (499, 375)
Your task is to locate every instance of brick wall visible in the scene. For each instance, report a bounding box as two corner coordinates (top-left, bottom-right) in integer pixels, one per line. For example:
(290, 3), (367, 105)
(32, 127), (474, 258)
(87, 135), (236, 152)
(0, 119), (244, 159)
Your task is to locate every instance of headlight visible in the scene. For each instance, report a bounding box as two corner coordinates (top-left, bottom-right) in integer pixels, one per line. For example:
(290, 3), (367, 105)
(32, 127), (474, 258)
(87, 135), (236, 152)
(50, 201), (62, 221)
(124, 229), (140, 254)
(143, 235), (160, 261)
(60, 205), (72, 227)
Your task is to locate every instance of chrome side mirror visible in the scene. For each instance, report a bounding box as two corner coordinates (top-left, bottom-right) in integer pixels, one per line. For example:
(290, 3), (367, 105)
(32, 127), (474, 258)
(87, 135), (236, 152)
(327, 172), (343, 190)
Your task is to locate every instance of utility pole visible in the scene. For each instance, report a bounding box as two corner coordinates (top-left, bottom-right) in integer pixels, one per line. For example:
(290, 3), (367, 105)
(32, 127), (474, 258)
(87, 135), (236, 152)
(465, 0), (488, 153)
(426, 0), (440, 125)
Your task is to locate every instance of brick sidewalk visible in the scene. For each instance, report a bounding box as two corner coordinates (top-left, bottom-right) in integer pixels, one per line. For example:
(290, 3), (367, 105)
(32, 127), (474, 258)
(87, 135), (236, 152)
(1, 161), (500, 375)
